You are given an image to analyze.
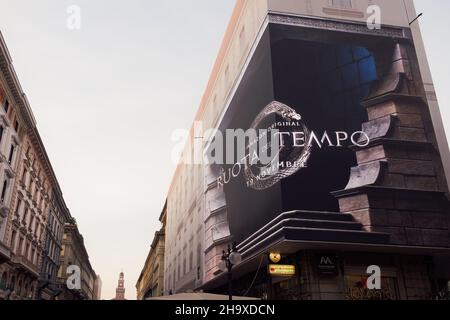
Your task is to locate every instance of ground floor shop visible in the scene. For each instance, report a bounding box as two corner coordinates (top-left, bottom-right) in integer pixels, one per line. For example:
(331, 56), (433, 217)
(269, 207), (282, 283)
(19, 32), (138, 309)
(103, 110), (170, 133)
(206, 250), (450, 300)
(0, 262), (38, 300)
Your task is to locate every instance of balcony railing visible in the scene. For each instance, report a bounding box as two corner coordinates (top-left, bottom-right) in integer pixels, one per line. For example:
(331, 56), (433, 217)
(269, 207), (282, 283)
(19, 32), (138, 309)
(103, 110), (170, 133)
(11, 254), (39, 277)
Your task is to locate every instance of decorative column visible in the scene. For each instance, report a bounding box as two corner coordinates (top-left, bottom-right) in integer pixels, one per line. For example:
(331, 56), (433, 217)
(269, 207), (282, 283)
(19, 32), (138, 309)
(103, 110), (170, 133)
(333, 71), (450, 247)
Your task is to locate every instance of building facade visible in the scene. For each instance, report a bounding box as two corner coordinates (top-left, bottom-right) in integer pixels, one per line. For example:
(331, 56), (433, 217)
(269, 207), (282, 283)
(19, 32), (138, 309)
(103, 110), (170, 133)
(93, 275), (102, 300)
(37, 181), (72, 300)
(0, 36), (30, 298)
(0, 31), (61, 301)
(0, 31), (97, 301)
(56, 221), (97, 300)
(136, 203), (166, 299)
(164, 0), (450, 300)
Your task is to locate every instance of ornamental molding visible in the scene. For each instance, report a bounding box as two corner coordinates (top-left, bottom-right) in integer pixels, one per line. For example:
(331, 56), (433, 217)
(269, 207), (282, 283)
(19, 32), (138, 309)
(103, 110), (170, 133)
(268, 13), (411, 39)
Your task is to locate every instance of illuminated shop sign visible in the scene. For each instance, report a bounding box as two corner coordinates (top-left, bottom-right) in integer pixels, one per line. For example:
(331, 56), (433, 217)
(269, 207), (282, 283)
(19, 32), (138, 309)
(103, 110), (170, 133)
(268, 264), (296, 277)
(269, 252), (282, 264)
(216, 101), (370, 190)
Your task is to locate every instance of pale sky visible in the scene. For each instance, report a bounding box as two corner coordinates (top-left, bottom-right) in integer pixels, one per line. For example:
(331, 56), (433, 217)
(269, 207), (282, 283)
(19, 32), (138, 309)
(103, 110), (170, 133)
(0, 0), (448, 300)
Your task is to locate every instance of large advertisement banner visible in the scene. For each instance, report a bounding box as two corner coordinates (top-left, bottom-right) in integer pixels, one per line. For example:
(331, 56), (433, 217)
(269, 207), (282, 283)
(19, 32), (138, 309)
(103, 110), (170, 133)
(208, 25), (378, 243)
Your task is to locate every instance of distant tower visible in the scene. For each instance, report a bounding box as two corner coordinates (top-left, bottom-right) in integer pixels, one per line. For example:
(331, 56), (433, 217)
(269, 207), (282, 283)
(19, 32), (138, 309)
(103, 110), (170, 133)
(113, 272), (126, 300)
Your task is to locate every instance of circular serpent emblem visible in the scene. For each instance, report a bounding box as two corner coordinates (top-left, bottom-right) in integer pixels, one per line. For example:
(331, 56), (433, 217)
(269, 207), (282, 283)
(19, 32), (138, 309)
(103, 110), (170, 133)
(244, 101), (312, 190)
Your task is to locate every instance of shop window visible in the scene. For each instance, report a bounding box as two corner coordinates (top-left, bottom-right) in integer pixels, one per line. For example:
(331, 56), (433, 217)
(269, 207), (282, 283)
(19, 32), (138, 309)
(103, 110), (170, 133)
(10, 277), (15, 292)
(0, 272), (7, 290)
(17, 280), (22, 295)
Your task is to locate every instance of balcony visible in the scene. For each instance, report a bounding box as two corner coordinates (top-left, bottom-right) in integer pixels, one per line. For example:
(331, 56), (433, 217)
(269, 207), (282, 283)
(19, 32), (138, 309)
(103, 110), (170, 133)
(10, 254), (39, 278)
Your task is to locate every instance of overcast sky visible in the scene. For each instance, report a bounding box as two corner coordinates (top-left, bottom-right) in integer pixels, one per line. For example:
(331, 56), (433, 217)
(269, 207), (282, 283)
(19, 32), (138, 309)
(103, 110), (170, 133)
(0, 0), (448, 300)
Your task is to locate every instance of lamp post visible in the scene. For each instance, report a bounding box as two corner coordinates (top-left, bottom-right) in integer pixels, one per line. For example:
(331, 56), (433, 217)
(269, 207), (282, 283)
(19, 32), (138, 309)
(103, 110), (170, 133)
(218, 243), (242, 301)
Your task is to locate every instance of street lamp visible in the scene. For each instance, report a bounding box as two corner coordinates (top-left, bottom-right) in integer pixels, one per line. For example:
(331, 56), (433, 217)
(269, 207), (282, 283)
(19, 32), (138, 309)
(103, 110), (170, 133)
(218, 243), (242, 301)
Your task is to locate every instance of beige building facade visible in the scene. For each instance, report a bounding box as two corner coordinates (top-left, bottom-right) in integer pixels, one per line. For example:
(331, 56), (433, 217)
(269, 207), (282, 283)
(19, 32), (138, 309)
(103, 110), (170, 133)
(137, 203), (166, 299)
(57, 221), (97, 300)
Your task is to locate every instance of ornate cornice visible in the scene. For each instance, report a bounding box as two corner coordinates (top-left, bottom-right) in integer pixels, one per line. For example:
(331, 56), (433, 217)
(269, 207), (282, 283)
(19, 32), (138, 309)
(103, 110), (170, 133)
(0, 31), (37, 130)
(268, 13), (411, 39)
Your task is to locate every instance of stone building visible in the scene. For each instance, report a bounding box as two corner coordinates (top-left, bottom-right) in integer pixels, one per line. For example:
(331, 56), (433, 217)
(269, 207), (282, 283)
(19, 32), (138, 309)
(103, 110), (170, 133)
(93, 274), (102, 300)
(37, 178), (72, 300)
(0, 30), (96, 301)
(136, 202), (166, 299)
(164, 0), (450, 300)
(0, 31), (62, 301)
(0, 31), (30, 299)
(56, 221), (97, 300)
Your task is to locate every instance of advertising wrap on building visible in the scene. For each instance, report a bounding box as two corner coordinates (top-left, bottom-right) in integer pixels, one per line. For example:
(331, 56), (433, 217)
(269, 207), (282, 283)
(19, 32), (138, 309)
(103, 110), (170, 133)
(196, 0), (450, 301)
(207, 25), (379, 244)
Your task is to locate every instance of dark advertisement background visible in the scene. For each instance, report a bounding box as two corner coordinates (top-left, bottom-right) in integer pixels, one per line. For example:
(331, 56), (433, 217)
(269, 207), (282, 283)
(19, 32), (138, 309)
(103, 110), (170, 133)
(219, 24), (378, 244)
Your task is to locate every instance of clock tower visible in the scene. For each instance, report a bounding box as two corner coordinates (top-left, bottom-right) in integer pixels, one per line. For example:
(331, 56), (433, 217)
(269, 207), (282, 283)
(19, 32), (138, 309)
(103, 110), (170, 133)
(113, 272), (126, 300)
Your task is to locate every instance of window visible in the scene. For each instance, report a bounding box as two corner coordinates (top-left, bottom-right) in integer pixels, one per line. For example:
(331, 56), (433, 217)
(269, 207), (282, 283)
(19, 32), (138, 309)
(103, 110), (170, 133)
(239, 25), (246, 43)
(18, 237), (23, 255)
(3, 99), (9, 113)
(8, 144), (15, 164)
(1, 180), (8, 203)
(22, 169), (27, 185)
(330, 0), (352, 8)
(29, 215), (35, 231)
(197, 244), (202, 280)
(14, 120), (19, 132)
(22, 208), (29, 225)
(189, 250), (194, 271)
(15, 198), (22, 216)
(177, 254), (181, 280)
(0, 126), (4, 144)
(25, 242), (30, 260)
(10, 231), (17, 252)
